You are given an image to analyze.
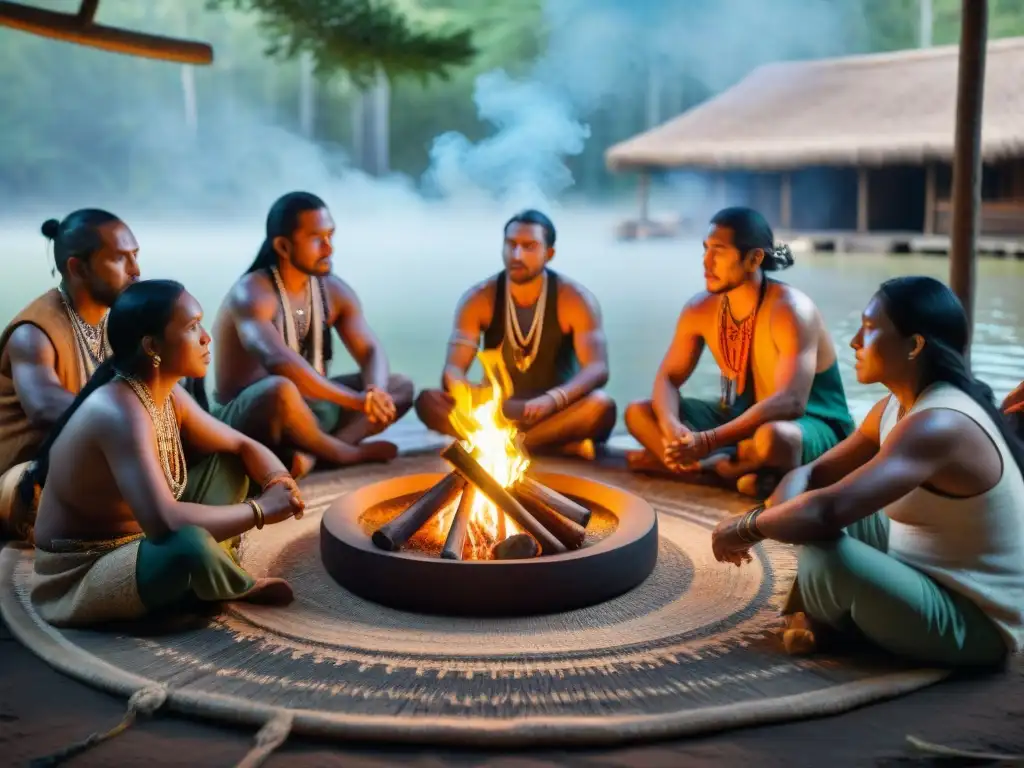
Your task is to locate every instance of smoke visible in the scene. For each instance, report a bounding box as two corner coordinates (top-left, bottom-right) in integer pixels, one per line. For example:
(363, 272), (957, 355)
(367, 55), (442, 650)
(422, 0), (870, 211)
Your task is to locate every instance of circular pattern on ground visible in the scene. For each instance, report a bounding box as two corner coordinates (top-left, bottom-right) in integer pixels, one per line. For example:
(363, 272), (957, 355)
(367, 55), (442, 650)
(0, 454), (948, 747)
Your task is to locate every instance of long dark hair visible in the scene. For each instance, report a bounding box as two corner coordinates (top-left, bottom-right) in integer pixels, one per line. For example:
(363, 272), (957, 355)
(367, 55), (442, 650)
(246, 191), (327, 274)
(709, 206), (795, 272)
(23, 280), (187, 498)
(245, 190), (334, 368)
(876, 275), (1024, 476)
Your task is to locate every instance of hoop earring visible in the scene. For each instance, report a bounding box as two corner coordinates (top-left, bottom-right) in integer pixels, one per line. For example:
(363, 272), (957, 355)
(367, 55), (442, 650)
(152, 354), (162, 368)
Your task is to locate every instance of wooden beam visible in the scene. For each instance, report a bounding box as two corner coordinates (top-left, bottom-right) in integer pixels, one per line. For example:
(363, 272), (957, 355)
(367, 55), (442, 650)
(0, 1), (214, 65)
(857, 167), (869, 233)
(949, 0), (988, 355)
(779, 172), (792, 230)
(637, 172), (651, 222)
(924, 163), (937, 234)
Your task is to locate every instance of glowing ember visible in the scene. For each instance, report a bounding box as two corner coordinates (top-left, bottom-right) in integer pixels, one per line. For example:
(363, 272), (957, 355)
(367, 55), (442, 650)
(437, 350), (528, 558)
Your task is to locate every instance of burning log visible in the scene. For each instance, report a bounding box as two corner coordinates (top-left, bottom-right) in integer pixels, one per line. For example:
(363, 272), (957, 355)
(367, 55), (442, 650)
(512, 485), (587, 550)
(372, 472), (466, 552)
(516, 475), (592, 527)
(441, 486), (476, 560)
(441, 441), (566, 555)
(492, 533), (541, 560)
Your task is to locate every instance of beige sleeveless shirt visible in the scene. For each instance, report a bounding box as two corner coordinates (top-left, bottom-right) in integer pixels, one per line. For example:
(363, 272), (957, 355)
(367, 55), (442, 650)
(881, 383), (1024, 652)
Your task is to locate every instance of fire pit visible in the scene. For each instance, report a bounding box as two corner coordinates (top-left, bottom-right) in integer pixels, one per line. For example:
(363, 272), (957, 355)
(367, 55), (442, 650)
(319, 351), (659, 616)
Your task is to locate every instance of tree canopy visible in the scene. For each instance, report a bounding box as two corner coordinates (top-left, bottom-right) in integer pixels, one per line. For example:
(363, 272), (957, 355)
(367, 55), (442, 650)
(205, 0), (475, 86)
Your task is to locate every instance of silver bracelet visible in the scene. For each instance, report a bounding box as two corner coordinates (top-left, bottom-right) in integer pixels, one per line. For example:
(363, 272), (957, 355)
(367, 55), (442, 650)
(447, 333), (478, 350)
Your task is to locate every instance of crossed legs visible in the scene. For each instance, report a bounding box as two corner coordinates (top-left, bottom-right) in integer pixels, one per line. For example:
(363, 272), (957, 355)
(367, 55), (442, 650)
(415, 388), (617, 457)
(219, 373), (414, 474)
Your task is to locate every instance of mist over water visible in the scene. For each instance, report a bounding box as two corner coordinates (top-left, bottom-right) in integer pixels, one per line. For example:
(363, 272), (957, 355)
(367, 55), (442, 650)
(2, 0), (1023, 432)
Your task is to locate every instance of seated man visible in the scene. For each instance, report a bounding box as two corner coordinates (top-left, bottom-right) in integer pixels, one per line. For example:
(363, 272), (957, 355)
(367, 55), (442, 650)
(712, 277), (1023, 667)
(211, 191), (413, 476)
(624, 207), (855, 497)
(415, 209), (616, 458)
(0, 209), (141, 541)
(29, 280), (303, 627)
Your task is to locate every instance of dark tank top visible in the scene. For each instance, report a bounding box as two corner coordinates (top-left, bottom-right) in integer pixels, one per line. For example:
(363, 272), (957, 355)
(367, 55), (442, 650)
(482, 270), (578, 397)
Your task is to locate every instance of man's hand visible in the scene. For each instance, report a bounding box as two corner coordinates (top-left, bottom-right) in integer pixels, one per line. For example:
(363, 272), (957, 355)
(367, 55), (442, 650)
(657, 420), (699, 472)
(364, 387), (397, 425)
(520, 394), (558, 427)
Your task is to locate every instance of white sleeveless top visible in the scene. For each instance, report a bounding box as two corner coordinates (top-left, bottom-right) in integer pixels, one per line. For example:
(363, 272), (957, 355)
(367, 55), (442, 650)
(881, 383), (1024, 652)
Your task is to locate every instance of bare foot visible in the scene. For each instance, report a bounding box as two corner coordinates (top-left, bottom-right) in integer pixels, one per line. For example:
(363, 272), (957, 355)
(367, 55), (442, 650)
(290, 451), (316, 481)
(238, 577), (294, 606)
(533, 439), (598, 461)
(625, 449), (701, 476)
(782, 612), (819, 656)
(355, 440), (399, 463)
(625, 449), (667, 473)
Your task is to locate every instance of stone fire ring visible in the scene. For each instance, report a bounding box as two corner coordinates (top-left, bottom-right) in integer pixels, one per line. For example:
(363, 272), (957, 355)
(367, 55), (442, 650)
(320, 470), (659, 616)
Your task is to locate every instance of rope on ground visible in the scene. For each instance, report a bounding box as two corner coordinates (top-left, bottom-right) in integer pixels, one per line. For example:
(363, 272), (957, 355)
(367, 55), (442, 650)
(907, 735), (1024, 763)
(28, 684), (168, 768)
(234, 711), (294, 768)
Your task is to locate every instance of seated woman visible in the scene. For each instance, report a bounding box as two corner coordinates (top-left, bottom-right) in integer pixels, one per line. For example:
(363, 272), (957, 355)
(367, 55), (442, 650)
(712, 276), (1024, 667)
(28, 279), (306, 628)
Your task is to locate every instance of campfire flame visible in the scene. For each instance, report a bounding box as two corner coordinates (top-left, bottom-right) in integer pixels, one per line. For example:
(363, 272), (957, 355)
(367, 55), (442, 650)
(438, 350), (527, 558)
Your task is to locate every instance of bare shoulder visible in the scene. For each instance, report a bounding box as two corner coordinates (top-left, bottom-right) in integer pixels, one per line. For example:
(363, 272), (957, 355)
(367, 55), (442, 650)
(225, 271), (278, 317)
(320, 274), (362, 320)
(888, 406), (968, 456)
(680, 290), (717, 320)
(78, 384), (148, 444)
(7, 323), (55, 363)
(460, 275), (499, 312)
(769, 282), (819, 324)
(555, 275), (602, 322)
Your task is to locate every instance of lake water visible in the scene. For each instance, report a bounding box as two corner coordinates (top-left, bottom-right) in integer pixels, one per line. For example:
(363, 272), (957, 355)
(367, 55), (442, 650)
(3, 207), (1023, 435)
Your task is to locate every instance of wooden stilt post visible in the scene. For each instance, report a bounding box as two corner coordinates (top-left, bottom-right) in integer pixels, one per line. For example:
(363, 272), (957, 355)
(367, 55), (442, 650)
(638, 171), (651, 222)
(924, 163), (937, 234)
(780, 172), (792, 231)
(857, 167), (869, 233)
(949, 0), (988, 361)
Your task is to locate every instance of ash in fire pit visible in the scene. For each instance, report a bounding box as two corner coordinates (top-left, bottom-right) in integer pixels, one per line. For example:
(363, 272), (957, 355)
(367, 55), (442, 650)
(319, 351), (659, 616)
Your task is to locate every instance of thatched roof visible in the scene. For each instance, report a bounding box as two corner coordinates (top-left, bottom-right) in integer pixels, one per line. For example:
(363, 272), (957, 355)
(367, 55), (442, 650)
(606, 37), (1024, 172)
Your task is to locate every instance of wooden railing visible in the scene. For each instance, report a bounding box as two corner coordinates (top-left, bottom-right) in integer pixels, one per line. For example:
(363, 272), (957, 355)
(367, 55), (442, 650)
(934, 199), (1024, 237)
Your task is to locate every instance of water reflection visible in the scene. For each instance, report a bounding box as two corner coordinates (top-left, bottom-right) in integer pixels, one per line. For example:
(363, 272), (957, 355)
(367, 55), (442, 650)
(1, 210), (1021, 426)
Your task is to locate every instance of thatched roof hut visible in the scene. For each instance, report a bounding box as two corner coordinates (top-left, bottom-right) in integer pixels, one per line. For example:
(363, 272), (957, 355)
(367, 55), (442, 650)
(606, 37), (1024, 172)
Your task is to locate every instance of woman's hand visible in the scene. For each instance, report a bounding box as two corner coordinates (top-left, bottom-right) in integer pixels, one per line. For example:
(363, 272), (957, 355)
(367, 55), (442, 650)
(257, 482), (306, 525)
(711, 507), (764, 566)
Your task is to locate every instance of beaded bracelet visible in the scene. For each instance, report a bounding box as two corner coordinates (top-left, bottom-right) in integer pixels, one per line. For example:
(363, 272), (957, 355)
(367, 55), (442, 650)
(246, 498), (265, 530)
(260, 471), (294, 493)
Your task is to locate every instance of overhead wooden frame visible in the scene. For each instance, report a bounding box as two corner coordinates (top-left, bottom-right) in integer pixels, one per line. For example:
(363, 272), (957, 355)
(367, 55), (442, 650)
(0, 0), (214, 65)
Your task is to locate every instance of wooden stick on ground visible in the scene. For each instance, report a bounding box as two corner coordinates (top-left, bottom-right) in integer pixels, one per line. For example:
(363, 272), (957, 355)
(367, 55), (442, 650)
(517, 475), (592, 527)
(371, 472), (466, 552)
(440, 486), (476, 560)
(441, 442), (566, 555)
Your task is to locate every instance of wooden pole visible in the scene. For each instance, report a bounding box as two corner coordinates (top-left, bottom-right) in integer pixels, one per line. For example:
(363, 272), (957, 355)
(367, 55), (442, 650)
(949, 0), (988, 356)
(0, 0), (214, 65)
(924, 163), (937, 234)
(637, 172), (650, 222)
(857, 167), (869, 233)
(779, 172), (792, 230)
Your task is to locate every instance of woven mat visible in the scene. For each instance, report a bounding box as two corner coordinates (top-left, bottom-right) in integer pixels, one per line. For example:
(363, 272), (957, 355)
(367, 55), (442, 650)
(0, 455), (949, 747)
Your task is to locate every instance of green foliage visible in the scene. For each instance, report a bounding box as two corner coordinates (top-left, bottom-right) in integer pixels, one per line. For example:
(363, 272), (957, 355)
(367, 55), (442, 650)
(204, 0), (476, 86)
